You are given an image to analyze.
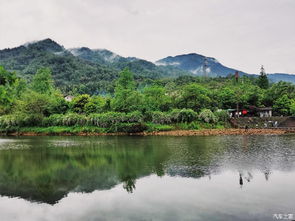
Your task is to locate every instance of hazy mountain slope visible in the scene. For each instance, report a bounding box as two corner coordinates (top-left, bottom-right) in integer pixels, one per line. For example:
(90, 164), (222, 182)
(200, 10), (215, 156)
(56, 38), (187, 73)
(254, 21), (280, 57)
(156, 53), (248, 77)
(0, 38), (294, 95)
(69, 47), (191, 78)
(0, 39), (118, 94)
(268, 73), (295, 84)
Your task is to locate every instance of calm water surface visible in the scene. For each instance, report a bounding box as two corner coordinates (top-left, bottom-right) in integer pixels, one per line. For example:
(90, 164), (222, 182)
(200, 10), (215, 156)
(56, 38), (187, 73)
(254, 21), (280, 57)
(0, 135), (294, 221)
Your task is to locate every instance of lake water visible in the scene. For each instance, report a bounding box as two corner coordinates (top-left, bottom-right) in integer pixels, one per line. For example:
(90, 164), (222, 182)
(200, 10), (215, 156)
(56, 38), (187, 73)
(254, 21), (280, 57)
(0, 135), (294, 221)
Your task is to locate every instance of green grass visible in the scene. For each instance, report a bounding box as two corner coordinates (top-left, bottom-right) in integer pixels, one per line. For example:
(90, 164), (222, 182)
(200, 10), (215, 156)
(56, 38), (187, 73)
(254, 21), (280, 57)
(1, 126), (107, 134)
(146, 123), (174, 132)
(0, 122), (229, 135)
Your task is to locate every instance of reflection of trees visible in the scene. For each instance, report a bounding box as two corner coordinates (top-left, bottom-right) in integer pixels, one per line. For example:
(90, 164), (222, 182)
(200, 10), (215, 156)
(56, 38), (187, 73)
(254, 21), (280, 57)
(122, 176), (136, 193)
(0, 136), (170, 204)
(0, 135), (294, 204)
(164, 137), (225, 178)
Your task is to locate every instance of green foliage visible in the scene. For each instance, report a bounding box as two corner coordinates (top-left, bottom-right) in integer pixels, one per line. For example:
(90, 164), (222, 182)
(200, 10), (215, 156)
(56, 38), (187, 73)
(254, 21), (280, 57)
(170, 109), (197, 123)
(146, 123), (174, 132)
(108, 123), (147, 133)
(31, 68), (54, 94)
(1, 64), (295, 133)
(43, 113), (87, 126)
(0, 66), (19, 113)
(0, 66), (17, 86)
(0, 113), (43, 128)
(89, 111), (143, 128)
(289, 99), (295, 116)
(149, 111), (171, 124)
(15, 91), (51, 116)
(112, 69), (144, 112)
(198, 109), (218, 123)
(84, 96), (106, 114)
(71, 94), (90, 113)
(176, 122), (201, 130)
(143, 86), (171, 111)
(177, 83), (211, 111)
(273, 94), (291, 115)
(257, 74), (269, 89)
(214, 110), (229, 122)
(47, 95), (69, 114)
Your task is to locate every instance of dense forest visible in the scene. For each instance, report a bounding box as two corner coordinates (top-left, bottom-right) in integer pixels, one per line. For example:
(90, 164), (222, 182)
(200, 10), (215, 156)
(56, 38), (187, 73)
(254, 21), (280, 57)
(0, 39), (189, 94)
(1, 65), (295, 133)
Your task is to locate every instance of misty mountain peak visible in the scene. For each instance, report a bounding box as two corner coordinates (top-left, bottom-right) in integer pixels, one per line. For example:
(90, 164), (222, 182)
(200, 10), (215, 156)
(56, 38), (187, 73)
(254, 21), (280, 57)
(26, 38), (64, 53)
(156, 53), (245, 77)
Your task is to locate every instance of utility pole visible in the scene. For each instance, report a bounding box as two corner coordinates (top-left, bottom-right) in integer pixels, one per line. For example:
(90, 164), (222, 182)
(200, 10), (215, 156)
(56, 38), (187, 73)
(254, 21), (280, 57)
(203, 57), (208, 78)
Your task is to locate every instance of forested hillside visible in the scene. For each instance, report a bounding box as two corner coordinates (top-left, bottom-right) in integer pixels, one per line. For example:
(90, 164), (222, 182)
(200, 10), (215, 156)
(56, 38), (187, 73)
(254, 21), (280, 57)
(0, 39), (190, 94)
(1, 39), (294, 96)
(1, 65), (295, 134)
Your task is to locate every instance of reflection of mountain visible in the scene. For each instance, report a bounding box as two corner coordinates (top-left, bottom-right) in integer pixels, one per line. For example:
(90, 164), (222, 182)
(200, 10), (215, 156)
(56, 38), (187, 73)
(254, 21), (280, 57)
(0, 136), (295, 204)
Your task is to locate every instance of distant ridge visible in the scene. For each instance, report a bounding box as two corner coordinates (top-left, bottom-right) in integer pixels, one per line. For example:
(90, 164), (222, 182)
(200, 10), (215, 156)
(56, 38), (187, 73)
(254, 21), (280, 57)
(156, 53), (248, 77)
(0, 38), (294, 95)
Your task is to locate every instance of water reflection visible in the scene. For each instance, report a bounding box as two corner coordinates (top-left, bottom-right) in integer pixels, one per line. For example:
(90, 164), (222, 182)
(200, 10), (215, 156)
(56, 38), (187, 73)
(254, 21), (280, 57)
(0, 135), (294, 220)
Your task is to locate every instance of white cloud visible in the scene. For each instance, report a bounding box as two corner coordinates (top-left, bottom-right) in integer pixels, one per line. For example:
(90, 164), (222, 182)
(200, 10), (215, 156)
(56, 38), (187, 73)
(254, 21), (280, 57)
(0, 0), (294, 74)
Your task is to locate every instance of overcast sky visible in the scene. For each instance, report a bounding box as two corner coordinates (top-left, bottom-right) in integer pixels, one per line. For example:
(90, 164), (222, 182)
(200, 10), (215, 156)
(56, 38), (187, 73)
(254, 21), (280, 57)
(0, 0), (294, 74)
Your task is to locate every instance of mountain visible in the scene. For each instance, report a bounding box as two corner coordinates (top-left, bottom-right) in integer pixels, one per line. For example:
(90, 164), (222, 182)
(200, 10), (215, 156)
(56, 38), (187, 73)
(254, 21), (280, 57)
(0, 39), (190, 94)
(156, 53), (248, 77)
(0, 39), (119, 94)
(157, 53), (295, 83)
(0, 38), (294, 94)
(68, 47), (190, 78)
(268, 73), (295, 84)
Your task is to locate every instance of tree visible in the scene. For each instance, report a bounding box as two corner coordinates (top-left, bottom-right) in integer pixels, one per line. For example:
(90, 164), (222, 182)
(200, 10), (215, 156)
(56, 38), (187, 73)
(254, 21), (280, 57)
(177, 83), (212, 111)
(0, 67), (20, 114)
(31, 68), (54, 94)
(71, 94), (90, 113)
(217, 87), (236, 109)
(198, 109), (218, 123)
(289, 99), (295, 116)
(112, 68), (143, 112)
(84, 96), (106, 114)
(257, 65), (269, 89)
(15, 90), (51, 116)
(273, 94), (291, 115)
(143, 86), (171, 111)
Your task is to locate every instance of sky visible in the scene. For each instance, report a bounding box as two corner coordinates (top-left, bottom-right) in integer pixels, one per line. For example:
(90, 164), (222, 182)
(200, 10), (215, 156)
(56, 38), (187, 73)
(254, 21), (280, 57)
(0, 0), (294, 74)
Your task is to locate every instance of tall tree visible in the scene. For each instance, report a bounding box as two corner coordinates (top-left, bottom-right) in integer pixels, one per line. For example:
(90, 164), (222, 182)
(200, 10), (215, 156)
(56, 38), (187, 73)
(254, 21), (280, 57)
(31, 68), (54, 94)
(257, 65), (269, 89)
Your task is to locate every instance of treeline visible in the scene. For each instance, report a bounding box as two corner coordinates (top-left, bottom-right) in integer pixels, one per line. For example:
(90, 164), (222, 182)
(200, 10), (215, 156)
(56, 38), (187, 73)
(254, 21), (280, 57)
(1, 66), (295, 133)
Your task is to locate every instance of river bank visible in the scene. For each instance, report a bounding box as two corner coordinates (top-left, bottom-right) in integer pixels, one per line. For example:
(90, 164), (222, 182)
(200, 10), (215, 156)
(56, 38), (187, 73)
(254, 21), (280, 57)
(1, 128), (294, 136)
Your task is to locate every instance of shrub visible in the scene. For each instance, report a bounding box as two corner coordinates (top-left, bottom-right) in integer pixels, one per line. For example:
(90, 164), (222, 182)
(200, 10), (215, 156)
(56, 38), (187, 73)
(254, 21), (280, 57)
(43, 113), (87, 126)
(108, 123), (147, 133)
(0, 113), (43, 128)
(71, 94), (90, 113)
(214, 110), (229, 122)
(88, 111), (143, 128)
(178, 109), (197, 122)
(170, 109), (197, 123)
(150, 111), (171, 124)
(198, 109), (218, 123)
(146, 123), (174, 132)
(177, 121), (201, 130)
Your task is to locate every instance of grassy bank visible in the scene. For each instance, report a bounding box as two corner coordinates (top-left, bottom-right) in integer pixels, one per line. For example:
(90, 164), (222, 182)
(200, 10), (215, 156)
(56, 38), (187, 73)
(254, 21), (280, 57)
(1, 125), (293, 136)
(0, 122), (228, 136)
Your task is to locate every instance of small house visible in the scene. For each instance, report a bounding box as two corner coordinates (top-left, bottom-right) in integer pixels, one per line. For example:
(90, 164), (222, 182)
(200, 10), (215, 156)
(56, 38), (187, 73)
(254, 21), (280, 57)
(64, 95), (74, 102)
(256, 107), (272, 118)
(227, 107), (272, 118)
(227, 109), (248, 118)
